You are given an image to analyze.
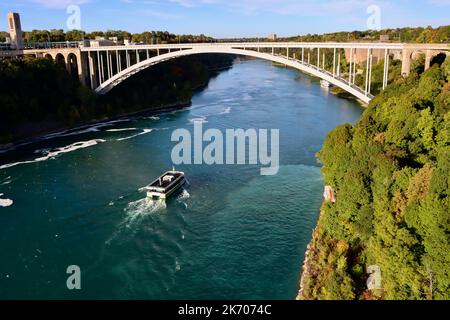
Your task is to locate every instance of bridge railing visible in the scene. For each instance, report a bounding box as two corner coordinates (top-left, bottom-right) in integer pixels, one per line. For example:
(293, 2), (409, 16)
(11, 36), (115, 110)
(80, 42), (406, 52)
(0, 43), (12, 51)
(23, 41), (80, 50)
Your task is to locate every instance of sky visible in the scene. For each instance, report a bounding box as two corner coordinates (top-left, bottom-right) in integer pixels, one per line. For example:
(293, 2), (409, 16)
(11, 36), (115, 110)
(0, 0), (449, 38)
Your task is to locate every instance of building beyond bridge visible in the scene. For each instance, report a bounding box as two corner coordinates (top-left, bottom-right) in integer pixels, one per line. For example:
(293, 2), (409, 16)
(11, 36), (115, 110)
(7, 12), (23, 50)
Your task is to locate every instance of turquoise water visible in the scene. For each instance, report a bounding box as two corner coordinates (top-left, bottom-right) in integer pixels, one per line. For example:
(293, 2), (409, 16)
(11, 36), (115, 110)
(0, 59), (363, 299)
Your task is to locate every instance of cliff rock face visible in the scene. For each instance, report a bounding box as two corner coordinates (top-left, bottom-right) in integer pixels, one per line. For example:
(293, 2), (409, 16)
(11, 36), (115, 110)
(297, 223), (320, 300)
(323, 186), (336, 203)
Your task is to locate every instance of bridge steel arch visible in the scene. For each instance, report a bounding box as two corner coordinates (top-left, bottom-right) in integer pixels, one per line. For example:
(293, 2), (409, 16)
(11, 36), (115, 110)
(91, 47), (376, 103)
(50, 42), (441, 103)
(7, 41), (450, 100)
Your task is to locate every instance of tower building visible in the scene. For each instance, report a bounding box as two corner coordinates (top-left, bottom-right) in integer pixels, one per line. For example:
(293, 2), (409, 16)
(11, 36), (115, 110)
(8, 12), (24, 50)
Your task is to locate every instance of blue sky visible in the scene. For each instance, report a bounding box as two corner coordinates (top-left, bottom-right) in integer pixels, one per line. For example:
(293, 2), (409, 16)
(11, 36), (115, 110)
(1, 0), (449, 38)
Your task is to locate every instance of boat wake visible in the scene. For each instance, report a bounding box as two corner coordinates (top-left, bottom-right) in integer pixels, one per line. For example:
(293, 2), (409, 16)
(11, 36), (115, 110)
(124, 198), (167, 224)
(175, 189), (190, 209)
(105, 197), (167, 245)
(178, 189), (190, 200)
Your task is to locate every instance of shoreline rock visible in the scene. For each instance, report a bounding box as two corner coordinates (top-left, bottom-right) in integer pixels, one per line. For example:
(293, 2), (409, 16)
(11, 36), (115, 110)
(297, 214), (321, 300)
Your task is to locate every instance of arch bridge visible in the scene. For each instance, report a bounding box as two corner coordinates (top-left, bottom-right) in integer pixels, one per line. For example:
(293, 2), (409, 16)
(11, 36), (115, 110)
(12, 42), (450, 104)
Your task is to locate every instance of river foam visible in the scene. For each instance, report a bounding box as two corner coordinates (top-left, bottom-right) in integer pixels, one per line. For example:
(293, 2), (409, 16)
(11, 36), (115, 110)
(218, 107), (232, 115)
(116, 129), (153, 141)
(0, 139), (106, 170)
(189, 117), (208, 124)
(106, 128), (138, 132)
(0, 177), (12, 186)
(0, 194), (13, 207)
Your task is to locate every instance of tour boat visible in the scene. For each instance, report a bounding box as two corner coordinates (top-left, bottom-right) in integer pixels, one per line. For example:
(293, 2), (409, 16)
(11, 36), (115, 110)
(145, 168), (186, 201)
(320, 80), (330, 88)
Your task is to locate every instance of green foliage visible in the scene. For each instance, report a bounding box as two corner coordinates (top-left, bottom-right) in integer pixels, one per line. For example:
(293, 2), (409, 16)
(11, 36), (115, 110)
(303, 57), (450, 300)
(0, 31), (8, 42)
(283, 25), (450, 43)
(18, 29), (213, 44)
(0, 54), (233, 144)
(129, 31), (213, 44)
(352, 59), (402, 96)
(443, 58), (450, 81)
(65, 30), (86, 41)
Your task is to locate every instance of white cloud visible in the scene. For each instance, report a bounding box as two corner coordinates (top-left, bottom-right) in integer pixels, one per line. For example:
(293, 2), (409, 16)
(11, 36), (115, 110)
(169, 0), (388, 16)
(428, 0), (450, 5)
(31, 0), (91, 9)
(140, 9), (181, 19)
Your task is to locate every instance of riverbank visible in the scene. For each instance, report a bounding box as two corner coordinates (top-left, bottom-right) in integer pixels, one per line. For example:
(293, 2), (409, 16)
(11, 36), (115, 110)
(296, 203), (325, 300)
(0, 101), (191, 153)
(0, 59), (363, 299)
(0, 53), (235, 148)
(330, 87), (368, 107)
(296, 59), (450, 300)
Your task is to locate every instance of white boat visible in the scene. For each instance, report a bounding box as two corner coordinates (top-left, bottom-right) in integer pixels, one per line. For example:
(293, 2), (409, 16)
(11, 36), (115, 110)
(145, 168), (186, 201)
(320, 80), (330, 88)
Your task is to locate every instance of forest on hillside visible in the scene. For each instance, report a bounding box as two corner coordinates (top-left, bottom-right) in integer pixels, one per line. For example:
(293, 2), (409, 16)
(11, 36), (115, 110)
(1, 24), (449, 45)
(0, 54), (234, 145)
(300, 55), (450, 300)
(283, 25), (450, 43)
(0, 29), (213, 44)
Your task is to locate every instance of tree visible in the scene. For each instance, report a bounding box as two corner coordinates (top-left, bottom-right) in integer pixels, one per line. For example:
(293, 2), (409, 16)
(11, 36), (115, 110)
(49, 29), (65, 42)
(303, 56), (450, 300)
(65, 30), (85, 41)
(0, 31), (8, 42)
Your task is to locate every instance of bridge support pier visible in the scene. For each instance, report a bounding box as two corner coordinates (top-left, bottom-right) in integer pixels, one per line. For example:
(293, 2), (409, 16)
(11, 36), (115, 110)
(365, 49), (373, 95)
(100, 53), (105, 84)
(322, 52), (325, 70)
(401, 48), (413, 77)
(383, 49), (389, 90)
(349, 48), (353, 84)
(424, 49), (438, 71)
(337, 51), (341, 77)
(333, 48), (336, 76)
(317, 48), (320, 69)
(79, 52), (89, 87)
(88, 52), (98, 89)
(116, 50), (120, 74)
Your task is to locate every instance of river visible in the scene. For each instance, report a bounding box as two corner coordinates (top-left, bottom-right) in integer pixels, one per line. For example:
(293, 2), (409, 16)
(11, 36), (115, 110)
(0, 58), (363, 299)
